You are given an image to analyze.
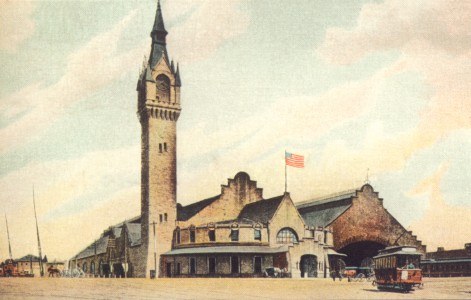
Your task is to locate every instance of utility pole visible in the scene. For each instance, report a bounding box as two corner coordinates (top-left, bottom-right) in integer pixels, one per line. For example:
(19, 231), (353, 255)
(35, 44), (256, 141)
(5, 214), (13, 260)
(33, 186), (44, 277)
(151, 221), (157, 279)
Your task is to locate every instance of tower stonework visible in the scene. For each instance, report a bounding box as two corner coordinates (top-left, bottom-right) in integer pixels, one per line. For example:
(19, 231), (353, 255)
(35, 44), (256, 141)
(137, 1), (181, 278)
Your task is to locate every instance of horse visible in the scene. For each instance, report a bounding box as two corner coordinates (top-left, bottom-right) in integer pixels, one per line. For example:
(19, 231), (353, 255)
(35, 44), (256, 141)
(47, 266), (61, 277)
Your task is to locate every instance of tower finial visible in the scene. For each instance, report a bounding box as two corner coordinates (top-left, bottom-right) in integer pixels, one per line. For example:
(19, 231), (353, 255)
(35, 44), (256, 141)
(365, 168), (370, 184)
(175, 63), (182, 87)
(151, 0), (167, 43)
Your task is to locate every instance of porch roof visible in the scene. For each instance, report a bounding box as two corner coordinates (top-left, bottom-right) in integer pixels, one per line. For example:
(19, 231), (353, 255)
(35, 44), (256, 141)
(163, 245), (289, 256)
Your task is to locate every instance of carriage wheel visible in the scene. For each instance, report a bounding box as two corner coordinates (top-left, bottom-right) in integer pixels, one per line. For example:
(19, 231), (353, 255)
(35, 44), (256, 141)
(356, 273), (365, 282)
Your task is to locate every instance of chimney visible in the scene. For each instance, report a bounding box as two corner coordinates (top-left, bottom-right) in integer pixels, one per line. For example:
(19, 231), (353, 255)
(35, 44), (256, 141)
(437, 247), (444, 252)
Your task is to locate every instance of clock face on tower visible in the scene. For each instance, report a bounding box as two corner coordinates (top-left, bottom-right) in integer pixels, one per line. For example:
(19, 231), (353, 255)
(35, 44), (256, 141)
(156, 74), (170, 92)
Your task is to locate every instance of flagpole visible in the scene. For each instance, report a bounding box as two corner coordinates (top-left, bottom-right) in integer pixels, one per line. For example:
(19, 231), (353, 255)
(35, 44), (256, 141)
(284, 150), (287, 193)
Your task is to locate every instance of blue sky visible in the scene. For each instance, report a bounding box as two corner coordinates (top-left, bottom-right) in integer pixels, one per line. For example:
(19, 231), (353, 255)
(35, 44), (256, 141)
(0, 0), (470, 261)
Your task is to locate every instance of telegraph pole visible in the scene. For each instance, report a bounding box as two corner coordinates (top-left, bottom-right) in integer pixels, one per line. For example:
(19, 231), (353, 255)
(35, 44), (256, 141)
(151, 221), (157, 279)
(33, 186), (44, 277)
(5, 214), (13, 260)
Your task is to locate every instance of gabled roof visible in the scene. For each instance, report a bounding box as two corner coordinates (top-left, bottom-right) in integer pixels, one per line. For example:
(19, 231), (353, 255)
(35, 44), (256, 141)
(177, 195), (220, 222)
(125, 223), (142, 247)
(71, 235), (109, 260)
(296, 189), (357, 209)
(300, 203), (351, 228)
(16, 254), (45, 262)
(112, 227), (122, 239)
(296, 189), (358, 228)
(237, 195), (284, 224)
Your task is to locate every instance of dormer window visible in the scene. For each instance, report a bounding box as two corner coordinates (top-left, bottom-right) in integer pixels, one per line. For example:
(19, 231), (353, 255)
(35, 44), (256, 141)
(189, 226), (196, 243)
(230, 222), (239, 242)
(254, 223), (262, 241)
(208, 223), (216, 242)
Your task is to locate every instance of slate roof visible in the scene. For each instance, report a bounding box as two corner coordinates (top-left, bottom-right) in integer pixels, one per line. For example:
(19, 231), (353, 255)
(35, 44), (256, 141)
(71, 235), (110, 260)
(16, 254), (46, 262)
(125, 223), (142, 247)
(296, 189), (357, 209)
(177, 195), (220, 222)
(70, 216), (142, 260)
(238, 195), (285, 224)
(297, 189), (358, 228)
(112, 227), (122, 239)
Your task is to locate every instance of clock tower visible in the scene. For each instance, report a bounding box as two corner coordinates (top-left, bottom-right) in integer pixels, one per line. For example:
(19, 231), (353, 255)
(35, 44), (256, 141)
(137, 0), (181, 278)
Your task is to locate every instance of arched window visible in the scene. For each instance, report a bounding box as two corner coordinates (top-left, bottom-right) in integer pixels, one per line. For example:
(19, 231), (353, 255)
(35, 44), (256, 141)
(83, 262), (88, 273)
(156, 74), (170, 102)
(90, 261), (95, 274)
(99, 260), (104, 276)
(276, 228), (298, 244)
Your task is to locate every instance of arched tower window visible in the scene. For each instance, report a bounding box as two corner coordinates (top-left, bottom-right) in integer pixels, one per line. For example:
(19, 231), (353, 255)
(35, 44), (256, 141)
(83, 262), (88, 273)
(90, 261), (95, 274)
(276, 228), (298, 244)
(156, 74), (170, 102)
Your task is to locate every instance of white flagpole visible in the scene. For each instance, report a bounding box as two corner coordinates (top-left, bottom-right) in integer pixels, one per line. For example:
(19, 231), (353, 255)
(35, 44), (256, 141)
(285, 150), (287, 193)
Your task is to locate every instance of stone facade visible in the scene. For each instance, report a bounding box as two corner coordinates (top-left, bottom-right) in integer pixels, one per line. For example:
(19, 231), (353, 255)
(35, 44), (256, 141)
(69, 2), (426, 279)
(331, 185), (425, 253)
(298, 184), (425, 268)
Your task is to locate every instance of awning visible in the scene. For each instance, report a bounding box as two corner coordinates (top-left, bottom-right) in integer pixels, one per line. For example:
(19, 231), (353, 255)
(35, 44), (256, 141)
(327, 248), (347, 257)
(163, 245), (289, 256)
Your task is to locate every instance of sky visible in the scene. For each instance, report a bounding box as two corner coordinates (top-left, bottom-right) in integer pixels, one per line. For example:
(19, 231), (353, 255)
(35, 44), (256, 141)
(0, 0), (469, 262)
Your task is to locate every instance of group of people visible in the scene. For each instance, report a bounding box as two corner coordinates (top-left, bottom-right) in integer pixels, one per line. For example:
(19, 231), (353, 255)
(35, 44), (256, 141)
(330, 269), (343, 281)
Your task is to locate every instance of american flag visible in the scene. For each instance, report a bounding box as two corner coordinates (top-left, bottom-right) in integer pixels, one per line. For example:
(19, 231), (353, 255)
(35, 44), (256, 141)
(285, 152), (304, 168)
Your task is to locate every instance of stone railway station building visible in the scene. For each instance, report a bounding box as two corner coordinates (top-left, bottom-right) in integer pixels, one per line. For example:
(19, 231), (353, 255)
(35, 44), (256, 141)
(70, 2), (425, 278)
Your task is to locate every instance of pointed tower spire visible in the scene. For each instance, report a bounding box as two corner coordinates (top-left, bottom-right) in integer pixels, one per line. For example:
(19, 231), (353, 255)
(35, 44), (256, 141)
(149, 0), (169, 69)
(151, 0), (168, 45)
(175, 63), (182, 87)
(170, 60), (175, 73)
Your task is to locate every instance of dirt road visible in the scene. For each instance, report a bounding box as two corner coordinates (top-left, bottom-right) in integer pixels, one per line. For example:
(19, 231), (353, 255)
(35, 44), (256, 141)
(1, 277), (470, 299)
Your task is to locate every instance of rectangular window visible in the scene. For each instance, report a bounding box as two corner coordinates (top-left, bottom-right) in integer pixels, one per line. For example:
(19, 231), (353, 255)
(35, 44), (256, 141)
(254, 229), (261, 241)
(208, 230), (216, 242)
(208, 257), (216, 274)
(176, 230), (180, 244)
(189, 258), (196, 275)
(190, 229), (196, 243)
(164, 213), (167, 222)
(159, 214), (163, 223)
(231, 256), (239, 274)
(254, 256), (262, 273)
(231, 229), (239, 242)
(159, 143), (163, 153)
(324, 230), (328, 244)
(164, 143), (167, 152)
(175, 262), (181, 275)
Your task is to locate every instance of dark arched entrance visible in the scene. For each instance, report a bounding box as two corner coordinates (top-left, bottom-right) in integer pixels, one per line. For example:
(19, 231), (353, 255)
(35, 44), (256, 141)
(339, 241), (385, 267)
(113, 263), (125, 278)
(300, 255), (317, 278)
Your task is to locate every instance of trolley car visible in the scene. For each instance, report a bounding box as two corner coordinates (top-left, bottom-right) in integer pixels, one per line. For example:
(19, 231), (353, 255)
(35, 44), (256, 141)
(373, 246), (423, 292)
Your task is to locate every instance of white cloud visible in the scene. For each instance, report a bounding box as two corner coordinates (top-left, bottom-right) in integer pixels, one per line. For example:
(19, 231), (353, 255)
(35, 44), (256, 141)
(316, 0), (471, 65)
(166, 0), (250, 63)
(0, 9), (144, 155)
(409, 163), (471, 250)
(0, 146), (140, 260)
(0, 0), (37, 52)
(307, 0), (471, 195)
